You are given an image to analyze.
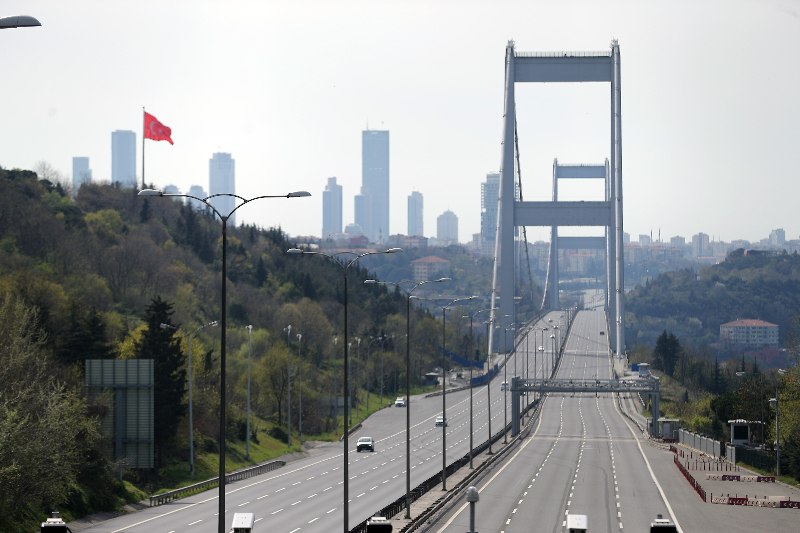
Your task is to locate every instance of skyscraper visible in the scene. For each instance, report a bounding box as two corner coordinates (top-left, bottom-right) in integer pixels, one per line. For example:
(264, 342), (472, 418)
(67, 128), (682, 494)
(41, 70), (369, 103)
(322, 177), (343, 238)
(437, 210), (458, 245)
(362, 129), (389, 242)
(209, 153), (236, 226)
(111, 130), (136, 188)
(692, 232), (709, 258)
(408, 191), (423, 237)
(354, 191), (372, 241)
(187, 185), (208, 211)
(480, 173), (500, 255)
(72, 157), (92, 193)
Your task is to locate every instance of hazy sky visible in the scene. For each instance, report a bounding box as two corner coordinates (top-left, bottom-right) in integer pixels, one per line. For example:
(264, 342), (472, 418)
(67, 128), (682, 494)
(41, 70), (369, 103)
(2, 0), (798, 244)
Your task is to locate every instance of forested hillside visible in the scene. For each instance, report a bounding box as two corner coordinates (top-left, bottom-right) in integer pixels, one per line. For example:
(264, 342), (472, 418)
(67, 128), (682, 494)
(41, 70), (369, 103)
(0, 166), (494, 530)
(625, 253), (800, 348)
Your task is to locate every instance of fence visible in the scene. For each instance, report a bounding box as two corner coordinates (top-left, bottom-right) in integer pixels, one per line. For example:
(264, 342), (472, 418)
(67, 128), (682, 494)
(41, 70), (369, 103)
(471, 364), (499, 386)
(149, 460), (285, 506)
(734, 446), (776, 472)
(438, 347), (483, 368)
(678, 429), (724, 459)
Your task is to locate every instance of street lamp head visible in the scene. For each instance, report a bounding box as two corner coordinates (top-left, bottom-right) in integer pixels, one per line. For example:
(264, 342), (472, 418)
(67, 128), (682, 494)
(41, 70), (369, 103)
(287, 191), (311, 197)
(466, 486), (479, 503)
(285, 325), (292, 332)
(138, 189), (163, 196)
(297, 333), (302, 341)
(385, 247), (402, 253)
(437, 277), (452, 282)
(736, 372), (745, 376)
(778, 369), (788, 375)
(287, 248), (304, 254)
(159, 323), (173, 329)
(0, 15), (42, 28)
(770, 397), (777, 408)
(333, 337), (338, 345)
(209, 321), (219, 327)
(364, 279), (378, 284)
(246, 325), (253, 331)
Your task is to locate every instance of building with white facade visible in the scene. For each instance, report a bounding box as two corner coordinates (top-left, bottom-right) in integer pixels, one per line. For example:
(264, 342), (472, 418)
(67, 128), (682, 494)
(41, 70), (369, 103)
(209, 152), (235, 226)
(322, 177), (343, 238)
(692, 232), (710, 258)
(72, 157), (92, 193)
(410, 256), (451, 282)
(480, 173), (500, 255)
(408, 191), (423, 237)
(111, 130), (136, 188)
(720, 319), (779, 349)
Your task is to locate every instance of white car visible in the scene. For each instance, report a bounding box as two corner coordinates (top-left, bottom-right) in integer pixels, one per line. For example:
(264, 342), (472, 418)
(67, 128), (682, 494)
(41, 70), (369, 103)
(356, 437), (375, 452)
(435, 416), (448, 427)
(501, 382), (509, 391)
(395, 397), (407, 407)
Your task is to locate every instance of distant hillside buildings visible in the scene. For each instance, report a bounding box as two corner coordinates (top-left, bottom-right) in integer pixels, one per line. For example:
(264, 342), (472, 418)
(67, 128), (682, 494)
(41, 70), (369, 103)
(111, 130), (136, 188)
(209, 153), (235, 226)
(720, 319), (779, 349)
(411, 256), (451, 282)
(322, 177), (343, 239)
(408, 191), (423, 237)
(72, 157), (92, 193)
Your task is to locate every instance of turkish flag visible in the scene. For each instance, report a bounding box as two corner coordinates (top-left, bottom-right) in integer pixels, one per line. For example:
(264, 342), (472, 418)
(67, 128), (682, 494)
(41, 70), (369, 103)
(144, 112), (173, 144)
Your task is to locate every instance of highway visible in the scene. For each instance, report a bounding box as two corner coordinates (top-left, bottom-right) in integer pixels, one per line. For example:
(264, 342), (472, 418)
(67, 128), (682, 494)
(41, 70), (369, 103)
(81, 312), (568, 533)
(430, 309), (676, 533)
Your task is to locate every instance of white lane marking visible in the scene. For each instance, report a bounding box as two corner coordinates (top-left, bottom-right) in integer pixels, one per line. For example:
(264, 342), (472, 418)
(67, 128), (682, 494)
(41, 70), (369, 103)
(323, 486), (332, 491)
(276, 487), (286, 492)
(188, 520), (202, 526)
(257, 494), (269, 499)
(290, 529), (300, 533)
(238, 501), (250, 506)
(309, 518), (319, 523)
(255, 518), (263, 522)
(308, 493), (317, 498)
(327, 508), (336, 513)
(272, 509), (283, 514)
(291, 500), (302, 506)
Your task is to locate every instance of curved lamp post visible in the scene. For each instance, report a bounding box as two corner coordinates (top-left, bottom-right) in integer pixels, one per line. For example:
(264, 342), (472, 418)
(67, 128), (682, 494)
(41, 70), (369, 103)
(416, 295), (477, 490)
(246, 325), (253, 459)
(284, 325), (293, 447)
(140, 188), (309, 533)
(367, 335), (384, 409)
(297, 333), (303, 441)
(462, 307), (497, 468)
(365, 277), (450, 516)
(160, 320), (217, 475)
(287, 247), (401, 533)
(0, 15), (41, 28)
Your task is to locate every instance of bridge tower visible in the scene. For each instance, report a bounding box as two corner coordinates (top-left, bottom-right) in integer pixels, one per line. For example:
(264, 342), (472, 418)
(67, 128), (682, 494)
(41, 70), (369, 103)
(491, 40), (625, 356)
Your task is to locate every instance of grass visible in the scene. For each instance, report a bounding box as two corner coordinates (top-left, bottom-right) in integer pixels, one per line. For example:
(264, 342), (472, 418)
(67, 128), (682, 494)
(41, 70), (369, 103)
(736, 462), (800, 487)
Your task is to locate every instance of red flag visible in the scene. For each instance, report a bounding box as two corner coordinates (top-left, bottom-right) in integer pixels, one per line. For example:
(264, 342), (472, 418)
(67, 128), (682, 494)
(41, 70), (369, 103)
(144, 112), (173, 144)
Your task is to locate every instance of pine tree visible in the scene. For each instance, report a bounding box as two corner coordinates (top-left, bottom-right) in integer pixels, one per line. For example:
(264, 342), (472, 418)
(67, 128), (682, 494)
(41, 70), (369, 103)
(134, 297), (186, 468)
(58, 304), (113, 365)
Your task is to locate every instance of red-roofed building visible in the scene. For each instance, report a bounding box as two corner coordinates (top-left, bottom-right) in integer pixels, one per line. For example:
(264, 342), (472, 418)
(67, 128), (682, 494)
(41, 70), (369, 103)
(720, 319), (779, 348)
(411, 256), (451, 282)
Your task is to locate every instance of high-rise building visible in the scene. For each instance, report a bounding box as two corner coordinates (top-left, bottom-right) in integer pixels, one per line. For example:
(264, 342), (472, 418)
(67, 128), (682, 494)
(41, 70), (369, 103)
(692, 232), (709, 257)
(480, 173), (500, 255)
(209, 153), (236, 226)
(111, 130), (136, 188)
(670, 236), (685, 248)
(187, 185), (207, 211)
(437, 210), (458, 245)
(362, 129), (389, 242)
(354, 191), (372, 241)
(408, 191), (423, 237)
(639, 234), (651, 247)
(769, 228), (785, 246)
(322, 177), (343, 238)
(72, 157), (92, 193)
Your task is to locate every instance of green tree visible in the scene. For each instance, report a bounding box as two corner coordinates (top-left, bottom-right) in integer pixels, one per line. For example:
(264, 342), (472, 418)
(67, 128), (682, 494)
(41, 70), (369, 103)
(653, 330), (681, 377)
(57, 303), (113, 365)
(134, 297), (186, 468)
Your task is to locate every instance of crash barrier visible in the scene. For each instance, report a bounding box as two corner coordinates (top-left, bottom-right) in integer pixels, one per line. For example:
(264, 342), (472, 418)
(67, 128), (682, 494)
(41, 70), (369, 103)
(471, 364), (500, 387)
(352, 391), (545, 533)
(710, 495), (798, 508)
(734, 445), (776, 472)
(706, 474), (775, 482)
(149, 460), (285, 506)
(674, 455), (707, 502)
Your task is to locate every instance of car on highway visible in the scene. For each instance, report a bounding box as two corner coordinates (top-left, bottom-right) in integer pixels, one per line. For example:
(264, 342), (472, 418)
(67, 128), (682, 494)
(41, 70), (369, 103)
(600, 331), (605, 335)
(395, 397), (407, 407)
(501, 381), (509, 391)
(435, 416), (448, 427)
(356, 436), (375, 452)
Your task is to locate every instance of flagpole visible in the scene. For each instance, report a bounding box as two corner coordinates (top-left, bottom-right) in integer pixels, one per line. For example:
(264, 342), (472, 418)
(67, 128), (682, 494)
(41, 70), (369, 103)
(142, 107), (146, 190)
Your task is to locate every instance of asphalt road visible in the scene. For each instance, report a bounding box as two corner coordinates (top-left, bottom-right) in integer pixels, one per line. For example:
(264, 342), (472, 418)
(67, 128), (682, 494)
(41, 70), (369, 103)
(429, 309), (677, 533)
(81, 312), (567, 533)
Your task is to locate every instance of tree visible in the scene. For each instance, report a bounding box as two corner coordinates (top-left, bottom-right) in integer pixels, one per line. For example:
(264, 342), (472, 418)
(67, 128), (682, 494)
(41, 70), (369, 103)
(134, 297), (186, 468)
(57, 303), (113, 365)
(653, 330), (681, 376)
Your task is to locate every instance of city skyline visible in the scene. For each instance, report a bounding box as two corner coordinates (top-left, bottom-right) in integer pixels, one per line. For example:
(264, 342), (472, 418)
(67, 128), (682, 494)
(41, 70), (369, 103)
(208, 152), (235, 226)
(1, 2), (798, 243)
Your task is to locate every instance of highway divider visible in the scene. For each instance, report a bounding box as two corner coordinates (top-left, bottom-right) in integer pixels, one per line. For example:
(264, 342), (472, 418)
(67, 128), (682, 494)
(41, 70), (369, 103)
(148, 460), (285, 506)
(673, 454), (707, 502)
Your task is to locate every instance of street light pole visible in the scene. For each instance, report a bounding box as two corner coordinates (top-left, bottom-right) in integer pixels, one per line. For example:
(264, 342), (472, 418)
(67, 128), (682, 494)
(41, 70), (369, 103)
(354, 337), (361, 418)
(332, 338), (338, 433)
(141, 188), (309, 533)
(417, 296), (477, 491)
(246, 325), (252, 460)
(297, 333), (303, 441)
(288, 248), (402, 533)
(367, 336), (382, 408)
(285, 325), (292, 448)
(463, 308), (497, 469)
(365, 278), (450, 517)
(160, 320), (217, 476)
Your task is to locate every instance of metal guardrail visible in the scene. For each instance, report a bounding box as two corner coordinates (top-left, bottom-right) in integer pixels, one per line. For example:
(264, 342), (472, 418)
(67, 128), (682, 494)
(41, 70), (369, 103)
(149, 460), (286, 506)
